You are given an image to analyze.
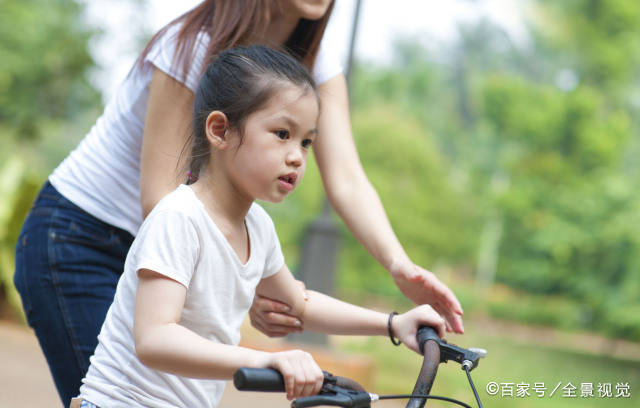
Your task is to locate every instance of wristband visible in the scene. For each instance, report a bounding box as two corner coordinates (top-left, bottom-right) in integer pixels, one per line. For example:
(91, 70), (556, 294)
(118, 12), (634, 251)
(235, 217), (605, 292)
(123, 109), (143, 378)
(388, 311), (401, 346)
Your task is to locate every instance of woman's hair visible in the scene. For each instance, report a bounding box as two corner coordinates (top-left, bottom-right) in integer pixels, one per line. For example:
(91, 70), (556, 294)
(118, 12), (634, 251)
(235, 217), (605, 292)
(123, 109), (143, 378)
(139, 0), (334, 80)
(185, 45), (317, 181)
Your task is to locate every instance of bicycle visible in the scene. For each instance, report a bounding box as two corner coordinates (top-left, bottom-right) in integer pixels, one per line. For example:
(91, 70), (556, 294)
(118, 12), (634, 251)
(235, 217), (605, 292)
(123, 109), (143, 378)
(233, 326), (487, 408)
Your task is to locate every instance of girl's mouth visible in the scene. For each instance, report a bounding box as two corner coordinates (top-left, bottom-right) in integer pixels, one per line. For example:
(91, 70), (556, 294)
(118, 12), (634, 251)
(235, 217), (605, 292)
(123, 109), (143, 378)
(278, 173), (297, 191)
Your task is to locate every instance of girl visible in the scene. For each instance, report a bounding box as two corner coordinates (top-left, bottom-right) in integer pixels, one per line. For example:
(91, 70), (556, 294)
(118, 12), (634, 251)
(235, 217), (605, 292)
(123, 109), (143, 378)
(15, 1), (462, 404)
(75, 45), (446, 408)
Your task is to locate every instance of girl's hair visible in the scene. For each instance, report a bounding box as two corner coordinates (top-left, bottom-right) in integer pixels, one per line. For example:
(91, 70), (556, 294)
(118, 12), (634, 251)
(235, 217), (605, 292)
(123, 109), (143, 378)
(139, 0), (334, 80)
(186, 45), (318, 180)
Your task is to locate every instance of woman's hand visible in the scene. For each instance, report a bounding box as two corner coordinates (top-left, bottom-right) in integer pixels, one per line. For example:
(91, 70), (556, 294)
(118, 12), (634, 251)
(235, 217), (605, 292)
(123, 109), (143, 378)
(260, 350), (324, 401)
(392, 305), (447, 354)
(249, 280), (306, 337)
(390, 260), (465, 334)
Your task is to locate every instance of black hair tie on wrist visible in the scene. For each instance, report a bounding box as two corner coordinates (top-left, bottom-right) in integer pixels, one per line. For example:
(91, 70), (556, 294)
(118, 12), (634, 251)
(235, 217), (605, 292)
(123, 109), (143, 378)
(388, 311), (401, 346)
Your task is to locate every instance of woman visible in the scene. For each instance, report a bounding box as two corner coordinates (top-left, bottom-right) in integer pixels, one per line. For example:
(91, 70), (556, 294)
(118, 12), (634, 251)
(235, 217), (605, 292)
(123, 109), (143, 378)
(14, 0), (463, 405)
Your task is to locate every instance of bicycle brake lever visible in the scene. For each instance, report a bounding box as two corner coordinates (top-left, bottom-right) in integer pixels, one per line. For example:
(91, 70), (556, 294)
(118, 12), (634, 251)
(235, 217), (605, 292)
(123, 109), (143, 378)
(292, 384), (372, 408)
(417, 326), (483, 371)
(469, 347), (487, 358)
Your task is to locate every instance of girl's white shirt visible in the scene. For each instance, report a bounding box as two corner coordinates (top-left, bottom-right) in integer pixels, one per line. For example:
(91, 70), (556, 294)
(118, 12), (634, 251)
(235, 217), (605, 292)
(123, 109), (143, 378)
(79, 184), (285, 408)
(49, 23), (342, 236)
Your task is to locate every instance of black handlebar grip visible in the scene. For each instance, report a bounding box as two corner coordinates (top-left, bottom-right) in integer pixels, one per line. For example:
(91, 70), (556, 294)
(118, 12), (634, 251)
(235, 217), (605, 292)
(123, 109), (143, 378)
(233, 367), (285, 392)
(416, 326), (441, 356)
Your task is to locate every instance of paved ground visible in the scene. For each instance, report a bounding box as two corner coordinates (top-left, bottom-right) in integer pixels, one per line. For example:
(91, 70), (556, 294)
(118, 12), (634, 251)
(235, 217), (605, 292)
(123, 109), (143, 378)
(0, 321), (403, 408)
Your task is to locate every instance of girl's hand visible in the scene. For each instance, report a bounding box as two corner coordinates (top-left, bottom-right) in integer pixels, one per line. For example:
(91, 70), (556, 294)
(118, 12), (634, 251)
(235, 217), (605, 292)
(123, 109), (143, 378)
(390, 261), (465, 334)
(261, 350), (324, 401)
(249, 280), (307, 337)
(393, 305), (447, 354)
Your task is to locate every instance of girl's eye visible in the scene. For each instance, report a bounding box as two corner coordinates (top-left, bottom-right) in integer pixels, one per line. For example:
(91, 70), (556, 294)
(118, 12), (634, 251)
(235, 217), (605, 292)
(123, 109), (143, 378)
(275, 129), (289, 140)
(302, 139), (313, 148)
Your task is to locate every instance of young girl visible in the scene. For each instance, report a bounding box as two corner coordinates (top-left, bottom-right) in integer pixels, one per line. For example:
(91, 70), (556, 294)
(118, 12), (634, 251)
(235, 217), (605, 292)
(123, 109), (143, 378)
(75, 45), (446, 408)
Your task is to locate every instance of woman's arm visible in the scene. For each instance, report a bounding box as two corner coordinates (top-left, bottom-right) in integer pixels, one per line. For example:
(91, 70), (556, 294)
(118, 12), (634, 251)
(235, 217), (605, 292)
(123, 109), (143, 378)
(313, 74), (464, 333)
(139, 68), (194, 218)
(256, 265), (446, 353)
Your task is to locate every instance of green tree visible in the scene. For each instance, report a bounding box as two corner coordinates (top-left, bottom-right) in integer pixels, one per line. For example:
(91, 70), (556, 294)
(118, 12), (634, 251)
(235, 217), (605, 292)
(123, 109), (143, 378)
(0, 0), (100, 140)
(0, 0), (101, 318)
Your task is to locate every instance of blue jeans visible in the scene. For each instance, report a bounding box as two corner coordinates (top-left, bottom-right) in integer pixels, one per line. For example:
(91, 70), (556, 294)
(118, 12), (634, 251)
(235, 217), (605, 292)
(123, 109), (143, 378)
(14, 181), (134, 406)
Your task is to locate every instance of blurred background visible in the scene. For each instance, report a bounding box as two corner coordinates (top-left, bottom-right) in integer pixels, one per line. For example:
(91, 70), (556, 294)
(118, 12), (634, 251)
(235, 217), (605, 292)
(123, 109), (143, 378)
(1, 0), (640, 406)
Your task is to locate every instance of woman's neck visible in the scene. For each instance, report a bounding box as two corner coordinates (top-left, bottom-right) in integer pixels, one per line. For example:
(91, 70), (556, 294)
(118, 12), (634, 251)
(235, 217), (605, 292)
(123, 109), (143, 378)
(259, 10), (300, 45)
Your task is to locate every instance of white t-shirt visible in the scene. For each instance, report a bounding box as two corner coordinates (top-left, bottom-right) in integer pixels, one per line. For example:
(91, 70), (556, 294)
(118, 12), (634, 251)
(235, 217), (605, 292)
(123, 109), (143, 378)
(79, 185), (285, 408)
(49, 23), (342, 236)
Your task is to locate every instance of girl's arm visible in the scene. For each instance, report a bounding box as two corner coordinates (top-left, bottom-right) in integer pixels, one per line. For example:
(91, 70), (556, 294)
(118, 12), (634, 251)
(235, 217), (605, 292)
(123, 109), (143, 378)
(133, 269), (323, 400)
(139, 68), (194, 218)
(313, 74), (464, 333)
(256, 265), (446, 352)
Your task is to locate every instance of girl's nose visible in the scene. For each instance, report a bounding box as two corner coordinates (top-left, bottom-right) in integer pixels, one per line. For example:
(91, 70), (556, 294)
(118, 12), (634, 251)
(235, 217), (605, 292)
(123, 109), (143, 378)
(286, 147), (303, 167)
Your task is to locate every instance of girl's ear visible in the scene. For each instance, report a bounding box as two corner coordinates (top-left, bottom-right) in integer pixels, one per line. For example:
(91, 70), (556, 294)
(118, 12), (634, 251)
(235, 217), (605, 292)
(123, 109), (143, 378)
(205, 111), (229, 149)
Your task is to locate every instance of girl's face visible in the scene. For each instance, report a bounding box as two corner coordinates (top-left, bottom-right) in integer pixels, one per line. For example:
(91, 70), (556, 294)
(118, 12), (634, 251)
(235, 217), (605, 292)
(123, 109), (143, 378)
(225, 84), (319, 203)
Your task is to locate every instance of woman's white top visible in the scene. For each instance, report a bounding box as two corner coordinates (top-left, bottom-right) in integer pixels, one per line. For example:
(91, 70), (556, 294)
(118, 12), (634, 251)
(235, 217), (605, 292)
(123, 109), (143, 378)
(49, 23), (342, 236)
(79, 184), (285, 407)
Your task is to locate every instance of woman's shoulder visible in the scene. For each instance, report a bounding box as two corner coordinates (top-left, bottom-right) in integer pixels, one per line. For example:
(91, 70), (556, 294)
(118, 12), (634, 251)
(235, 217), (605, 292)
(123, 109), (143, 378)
(313, 38), (343, 85)
(143, 22), (210, 92)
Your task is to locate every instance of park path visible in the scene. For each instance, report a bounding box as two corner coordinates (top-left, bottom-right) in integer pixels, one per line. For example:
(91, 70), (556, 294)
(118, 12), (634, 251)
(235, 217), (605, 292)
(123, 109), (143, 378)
(0, 321), (403, 408)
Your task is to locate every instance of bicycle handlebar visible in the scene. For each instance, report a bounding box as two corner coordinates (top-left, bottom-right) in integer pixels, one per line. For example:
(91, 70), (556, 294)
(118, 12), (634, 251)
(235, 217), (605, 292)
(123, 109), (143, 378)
(407, 326), (441, 408)
(234, 368), (371, 407)
(233, 325), (484, 408)
(234, 367), (285, 392)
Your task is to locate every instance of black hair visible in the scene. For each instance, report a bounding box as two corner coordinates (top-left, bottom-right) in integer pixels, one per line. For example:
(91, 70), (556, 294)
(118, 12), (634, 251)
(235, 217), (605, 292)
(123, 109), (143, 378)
(185, 45), (318, 182)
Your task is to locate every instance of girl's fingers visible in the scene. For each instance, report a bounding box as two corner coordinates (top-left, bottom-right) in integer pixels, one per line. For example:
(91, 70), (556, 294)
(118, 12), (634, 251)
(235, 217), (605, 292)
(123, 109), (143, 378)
(278, 350), (323, 399)
(304, 353), (324, 397)
(292, 357), (307, 399)
(298, 353), (323, 397)
(311, 365), (324, 395)
(299, 364), (315, 397)
(276, 360), (295, 400)
(435, 315), (447, 339)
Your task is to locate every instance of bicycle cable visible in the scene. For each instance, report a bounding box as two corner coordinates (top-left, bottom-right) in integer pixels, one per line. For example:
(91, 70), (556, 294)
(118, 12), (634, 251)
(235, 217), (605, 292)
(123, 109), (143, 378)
(377, 394), (472, 408)
(375, 364), (483, 408)
(463, 365), (483, 408)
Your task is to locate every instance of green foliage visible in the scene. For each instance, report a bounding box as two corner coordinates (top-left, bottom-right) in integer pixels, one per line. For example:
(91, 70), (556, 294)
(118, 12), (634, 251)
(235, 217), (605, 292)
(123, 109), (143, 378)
(0, 158), (42, 319)
(538, 0), (640, 91)
(487, 287), (585, 330)
(0, 0), (100, 139)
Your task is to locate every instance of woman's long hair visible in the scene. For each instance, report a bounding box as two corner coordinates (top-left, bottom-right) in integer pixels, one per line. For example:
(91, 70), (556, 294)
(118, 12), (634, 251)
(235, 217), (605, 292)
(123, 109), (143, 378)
(138, 0), (334, 80)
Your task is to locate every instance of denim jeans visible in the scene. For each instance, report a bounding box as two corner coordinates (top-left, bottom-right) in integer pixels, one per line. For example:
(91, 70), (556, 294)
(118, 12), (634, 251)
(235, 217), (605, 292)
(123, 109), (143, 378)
(14, 181), (134, 406)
